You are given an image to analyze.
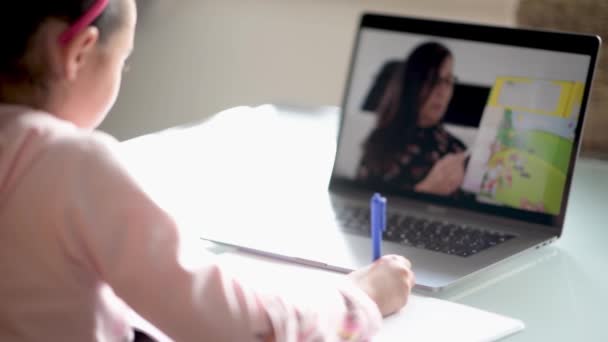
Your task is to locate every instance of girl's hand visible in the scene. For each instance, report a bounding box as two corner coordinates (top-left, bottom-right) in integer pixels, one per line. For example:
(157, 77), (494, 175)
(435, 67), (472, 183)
(348, 255), (415, 316)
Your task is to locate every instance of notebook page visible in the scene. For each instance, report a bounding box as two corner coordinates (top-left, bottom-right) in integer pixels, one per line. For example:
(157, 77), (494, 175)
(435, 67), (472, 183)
(217, 252), (525, 342)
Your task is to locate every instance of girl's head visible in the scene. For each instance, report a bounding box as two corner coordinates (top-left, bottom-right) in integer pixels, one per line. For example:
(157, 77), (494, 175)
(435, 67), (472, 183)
(0, 0), (136, 128)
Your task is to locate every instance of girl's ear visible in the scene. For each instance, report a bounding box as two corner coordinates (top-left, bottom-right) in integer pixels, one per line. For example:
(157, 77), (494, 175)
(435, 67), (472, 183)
(61, 26), (100, 81)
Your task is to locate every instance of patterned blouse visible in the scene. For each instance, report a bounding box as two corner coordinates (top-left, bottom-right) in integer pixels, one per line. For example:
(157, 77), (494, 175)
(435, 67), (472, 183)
(357, 125), (466, 194)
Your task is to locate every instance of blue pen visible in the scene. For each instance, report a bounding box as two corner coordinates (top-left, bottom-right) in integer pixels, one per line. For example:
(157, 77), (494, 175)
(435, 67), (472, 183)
(371, 193), (387, 261)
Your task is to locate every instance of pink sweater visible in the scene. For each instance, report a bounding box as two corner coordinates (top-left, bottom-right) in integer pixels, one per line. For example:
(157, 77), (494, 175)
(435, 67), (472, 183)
(0, 106), (382, 342)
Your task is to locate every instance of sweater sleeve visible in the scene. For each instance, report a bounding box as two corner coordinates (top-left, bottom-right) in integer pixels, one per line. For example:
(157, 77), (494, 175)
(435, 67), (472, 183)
(59, 133), (383, 342)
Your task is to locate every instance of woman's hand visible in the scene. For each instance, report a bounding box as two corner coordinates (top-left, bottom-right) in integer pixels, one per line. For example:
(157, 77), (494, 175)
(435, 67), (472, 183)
(348, 255), (415, 317)
(415, 152), (467, 196)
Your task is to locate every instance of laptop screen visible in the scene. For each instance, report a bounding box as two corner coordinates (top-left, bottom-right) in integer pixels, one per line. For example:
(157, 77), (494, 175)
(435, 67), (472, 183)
(332, 14), (600, 227)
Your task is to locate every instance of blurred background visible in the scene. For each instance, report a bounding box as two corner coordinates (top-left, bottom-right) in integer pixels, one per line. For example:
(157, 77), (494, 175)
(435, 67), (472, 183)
(101, 0), (607, 157)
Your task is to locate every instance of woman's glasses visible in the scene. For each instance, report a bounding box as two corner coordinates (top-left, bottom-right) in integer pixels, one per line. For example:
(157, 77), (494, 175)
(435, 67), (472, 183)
(59, 0), (110, 45)
(432, 75), (458, 88)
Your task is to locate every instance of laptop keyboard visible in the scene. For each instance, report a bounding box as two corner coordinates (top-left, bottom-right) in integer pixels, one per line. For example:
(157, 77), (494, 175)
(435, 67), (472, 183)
(334, 204), (515, 258)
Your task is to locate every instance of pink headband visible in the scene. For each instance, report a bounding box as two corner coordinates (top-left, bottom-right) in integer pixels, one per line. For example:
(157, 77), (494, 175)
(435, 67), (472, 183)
(59, 0), (110, 45)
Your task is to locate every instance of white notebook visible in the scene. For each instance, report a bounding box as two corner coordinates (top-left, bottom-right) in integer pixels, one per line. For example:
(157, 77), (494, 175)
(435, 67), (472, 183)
(217, 252), (525, 342)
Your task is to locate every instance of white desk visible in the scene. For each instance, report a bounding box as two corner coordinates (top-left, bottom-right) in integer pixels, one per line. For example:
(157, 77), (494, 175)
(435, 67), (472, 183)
(120, 105), (608, 342)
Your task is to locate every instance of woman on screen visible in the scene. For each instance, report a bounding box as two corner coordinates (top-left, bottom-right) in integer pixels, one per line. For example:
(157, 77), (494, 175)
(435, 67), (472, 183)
(357, 42), (467, 196)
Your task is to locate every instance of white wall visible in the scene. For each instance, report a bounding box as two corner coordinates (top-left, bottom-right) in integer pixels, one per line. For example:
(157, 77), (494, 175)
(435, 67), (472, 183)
(100, 0), (519, 140)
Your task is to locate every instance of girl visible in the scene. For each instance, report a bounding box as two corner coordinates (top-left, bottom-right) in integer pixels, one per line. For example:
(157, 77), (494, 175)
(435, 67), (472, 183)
(0, 1), (415, 341)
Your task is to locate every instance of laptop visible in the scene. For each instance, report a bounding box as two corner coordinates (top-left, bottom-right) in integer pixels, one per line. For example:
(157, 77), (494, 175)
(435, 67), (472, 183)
(200, 13), (601, 291)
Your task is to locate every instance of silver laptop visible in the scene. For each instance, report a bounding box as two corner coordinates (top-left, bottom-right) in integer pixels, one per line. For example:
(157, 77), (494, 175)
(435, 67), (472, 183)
(201, 13), (601, 291)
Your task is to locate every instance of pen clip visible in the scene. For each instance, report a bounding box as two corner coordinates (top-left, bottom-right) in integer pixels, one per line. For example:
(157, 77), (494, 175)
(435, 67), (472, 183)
(380, 198), (386, 232)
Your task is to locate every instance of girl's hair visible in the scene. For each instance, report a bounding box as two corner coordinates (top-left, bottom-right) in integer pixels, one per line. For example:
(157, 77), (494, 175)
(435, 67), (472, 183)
(0, 1), (125, 101)
(361, 42), (452, 172)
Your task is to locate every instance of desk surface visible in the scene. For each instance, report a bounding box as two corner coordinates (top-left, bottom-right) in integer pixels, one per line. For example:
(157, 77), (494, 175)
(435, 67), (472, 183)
(121, 105), (608, 342)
